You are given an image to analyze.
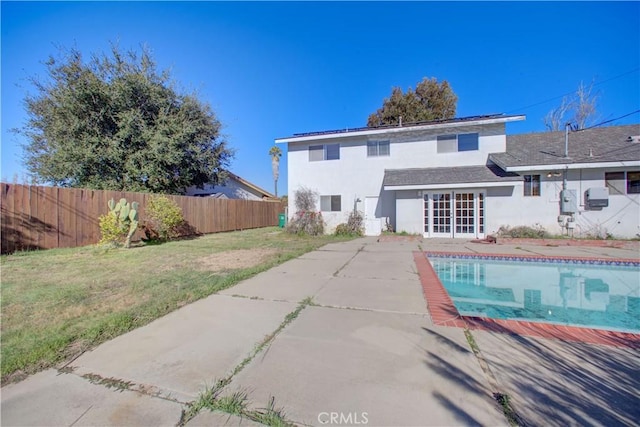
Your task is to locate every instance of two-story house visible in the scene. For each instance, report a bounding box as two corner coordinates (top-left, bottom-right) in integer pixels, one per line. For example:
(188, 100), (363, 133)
(276, 114), (640, 239)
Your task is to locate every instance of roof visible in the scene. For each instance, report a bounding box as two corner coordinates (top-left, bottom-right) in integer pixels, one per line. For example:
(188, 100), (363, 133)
(276, 114), (525, 143)
(383, 163), (521, 189)
(227, 172), (277, 199)
(489, 124), (640, 171)
(192, 192), (228, 199)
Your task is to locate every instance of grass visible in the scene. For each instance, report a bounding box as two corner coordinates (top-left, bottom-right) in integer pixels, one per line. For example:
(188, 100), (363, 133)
(1, 227), (354, 384)
(179, 297), (312, 426)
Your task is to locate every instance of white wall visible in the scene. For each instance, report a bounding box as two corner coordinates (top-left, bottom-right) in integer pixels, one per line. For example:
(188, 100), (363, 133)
(395, 190), (423, 234)
(485, 167), (640, 239)
(286, 123), (507, 233)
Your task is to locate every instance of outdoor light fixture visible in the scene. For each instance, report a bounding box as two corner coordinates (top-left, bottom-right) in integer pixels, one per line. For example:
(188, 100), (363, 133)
(547, 171), (562, 178)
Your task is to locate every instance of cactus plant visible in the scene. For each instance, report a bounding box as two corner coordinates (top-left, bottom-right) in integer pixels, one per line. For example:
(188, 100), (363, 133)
(102, 197), (141, 248)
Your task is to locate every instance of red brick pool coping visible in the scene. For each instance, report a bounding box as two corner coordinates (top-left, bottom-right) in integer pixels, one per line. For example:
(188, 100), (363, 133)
(413, 251), (640, 349)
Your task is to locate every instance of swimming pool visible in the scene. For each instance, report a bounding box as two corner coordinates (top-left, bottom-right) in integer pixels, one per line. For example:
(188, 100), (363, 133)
(427, 255), (640, 333)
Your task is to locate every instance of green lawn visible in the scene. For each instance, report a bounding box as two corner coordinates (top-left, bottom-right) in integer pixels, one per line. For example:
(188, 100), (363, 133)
(1, 228), (353, 384)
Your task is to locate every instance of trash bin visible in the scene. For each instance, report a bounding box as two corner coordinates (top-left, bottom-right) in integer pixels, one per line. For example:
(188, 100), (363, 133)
(278, 213), (286, 228)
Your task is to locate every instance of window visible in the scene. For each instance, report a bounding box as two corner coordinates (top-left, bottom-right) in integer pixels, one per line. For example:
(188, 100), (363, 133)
(605, 172), (625, 195)
(309, 144), (340, 161)
(627, 172), (640, 194)
(606, 171), (640, 194)
(524, 175), (541, 196)
(326, 144), (340, 160)
(309, 145), (324, 161)
(437, 133), (479, 153)
(367, 140), (390, 157)
(320, 195), (341, 212)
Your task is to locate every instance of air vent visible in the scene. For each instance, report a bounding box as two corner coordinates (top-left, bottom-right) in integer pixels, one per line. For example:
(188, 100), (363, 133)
(627, 135), (640, 143)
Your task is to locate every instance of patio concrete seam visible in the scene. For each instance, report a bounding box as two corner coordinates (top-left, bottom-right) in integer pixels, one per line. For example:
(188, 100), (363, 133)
(332, 245), (365, 277)
(465, 329), (527, 426)
(310, 302), (429, 317)
(68, 403), (93, 427)
(179, 299), (313, 426)
(63, 366), (194, 404)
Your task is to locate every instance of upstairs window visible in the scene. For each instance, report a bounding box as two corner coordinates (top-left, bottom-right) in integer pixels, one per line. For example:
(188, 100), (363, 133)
(367, 140), (390, 157)
(607, 171), (640, 194)
(320, 195), (341, 212)
(309, 144), (340, 161)
(437, 133), (479, 153)
(524, 175), (541, 196)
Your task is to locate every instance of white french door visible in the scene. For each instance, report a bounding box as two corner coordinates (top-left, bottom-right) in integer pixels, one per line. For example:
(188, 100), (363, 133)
(423, 191), (485, 238)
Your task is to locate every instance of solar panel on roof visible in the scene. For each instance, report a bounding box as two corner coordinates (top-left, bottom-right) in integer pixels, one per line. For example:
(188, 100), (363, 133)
(290, 114), (507, 138)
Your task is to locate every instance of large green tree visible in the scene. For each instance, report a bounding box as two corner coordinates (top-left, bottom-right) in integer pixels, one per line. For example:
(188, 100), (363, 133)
(367, 77), (457, 127)
(17, 45), (233, 194)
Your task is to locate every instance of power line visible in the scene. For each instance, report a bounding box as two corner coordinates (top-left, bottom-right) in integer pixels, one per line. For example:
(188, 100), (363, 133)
(574, 109), (640, 132)
(505, 67), (640, 114)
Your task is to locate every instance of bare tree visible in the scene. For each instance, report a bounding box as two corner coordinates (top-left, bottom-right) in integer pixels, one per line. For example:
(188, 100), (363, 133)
(544, 81), (599, 131)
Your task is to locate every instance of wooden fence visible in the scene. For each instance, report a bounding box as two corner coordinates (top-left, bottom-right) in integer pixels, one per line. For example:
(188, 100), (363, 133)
(1, 183), (285, 254)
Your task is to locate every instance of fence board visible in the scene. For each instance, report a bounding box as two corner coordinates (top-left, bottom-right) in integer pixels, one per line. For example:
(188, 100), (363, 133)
(1, 183), (285, 254)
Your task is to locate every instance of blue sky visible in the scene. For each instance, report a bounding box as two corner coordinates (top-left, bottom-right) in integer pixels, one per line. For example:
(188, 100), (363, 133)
(2, 1), (639, 196)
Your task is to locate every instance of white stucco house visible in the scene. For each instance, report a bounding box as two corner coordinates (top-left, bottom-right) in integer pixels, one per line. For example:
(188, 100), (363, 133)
(276, 114), (640, 239)
(185, 172), (276, 201)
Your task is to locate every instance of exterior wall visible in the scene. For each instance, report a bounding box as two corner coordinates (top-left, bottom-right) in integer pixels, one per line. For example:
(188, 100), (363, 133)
(185, 178), (264, 200)
(286, 123), (507, 232)
(485, 167), (640, 239)
(395, 190), (424, 234)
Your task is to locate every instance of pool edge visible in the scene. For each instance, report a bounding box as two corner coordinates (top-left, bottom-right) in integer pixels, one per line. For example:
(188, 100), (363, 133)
(413, 251), (640, 349)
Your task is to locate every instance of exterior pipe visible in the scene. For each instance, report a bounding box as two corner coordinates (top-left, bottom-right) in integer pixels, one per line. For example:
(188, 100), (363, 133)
(565, 123), (570, 158)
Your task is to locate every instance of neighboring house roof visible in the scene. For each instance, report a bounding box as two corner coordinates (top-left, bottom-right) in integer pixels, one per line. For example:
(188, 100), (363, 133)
(226, 172), (277, 199)
(192, 192), (228, 199)
(276, 114), (525, 143)
(489, 124), (640, 172)
(383, 164), (521, 190)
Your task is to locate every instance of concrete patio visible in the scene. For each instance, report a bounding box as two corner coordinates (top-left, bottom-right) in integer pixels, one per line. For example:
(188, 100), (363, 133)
(2, 237), (638, 426)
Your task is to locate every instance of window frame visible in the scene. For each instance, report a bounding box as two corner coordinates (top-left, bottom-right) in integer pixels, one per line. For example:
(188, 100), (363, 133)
(367, 140), (390, 157)
(605, 171), (640, 195)
(523, 174), (541, 197)
(320, 195), (341, 212)
(436, 133), (479, 153)
(309, 144), (340, 161)
(627, 171), (640, 194)
(605, 171), (626, 195)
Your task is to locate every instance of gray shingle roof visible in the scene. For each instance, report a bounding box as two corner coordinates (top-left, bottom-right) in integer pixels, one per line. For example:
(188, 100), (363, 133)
(490, 124), (640, 169)
(383, 163), (521, 187)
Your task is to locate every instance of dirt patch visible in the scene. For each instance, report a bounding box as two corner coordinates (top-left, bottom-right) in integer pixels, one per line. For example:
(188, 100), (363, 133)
(197, 248), (278, 272)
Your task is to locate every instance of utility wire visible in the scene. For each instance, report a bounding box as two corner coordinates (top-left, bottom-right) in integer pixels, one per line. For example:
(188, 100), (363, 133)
(573, 109), (640, 132)
(505, 67), (640, 114)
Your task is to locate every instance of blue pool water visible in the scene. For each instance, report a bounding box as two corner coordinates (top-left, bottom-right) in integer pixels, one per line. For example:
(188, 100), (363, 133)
(428, 255), (640, 333)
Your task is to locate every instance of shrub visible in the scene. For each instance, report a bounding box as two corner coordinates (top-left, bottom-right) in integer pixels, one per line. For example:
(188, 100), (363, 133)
(285, 211), (325, 236)
(98, 212), (127, 247)
(497, 224), (548, 239)
(285, 187), (324, 236)
(335, 211), (364, 236)
(143, 195), (185, 241)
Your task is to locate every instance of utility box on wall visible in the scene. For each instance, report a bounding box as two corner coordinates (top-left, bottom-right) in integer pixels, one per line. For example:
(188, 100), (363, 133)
(560, 189), (578, 214)
(586, 187), (609, 209)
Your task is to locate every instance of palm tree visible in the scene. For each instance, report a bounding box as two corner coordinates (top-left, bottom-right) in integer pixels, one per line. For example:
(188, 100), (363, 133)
(269, 145), (282, 197)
